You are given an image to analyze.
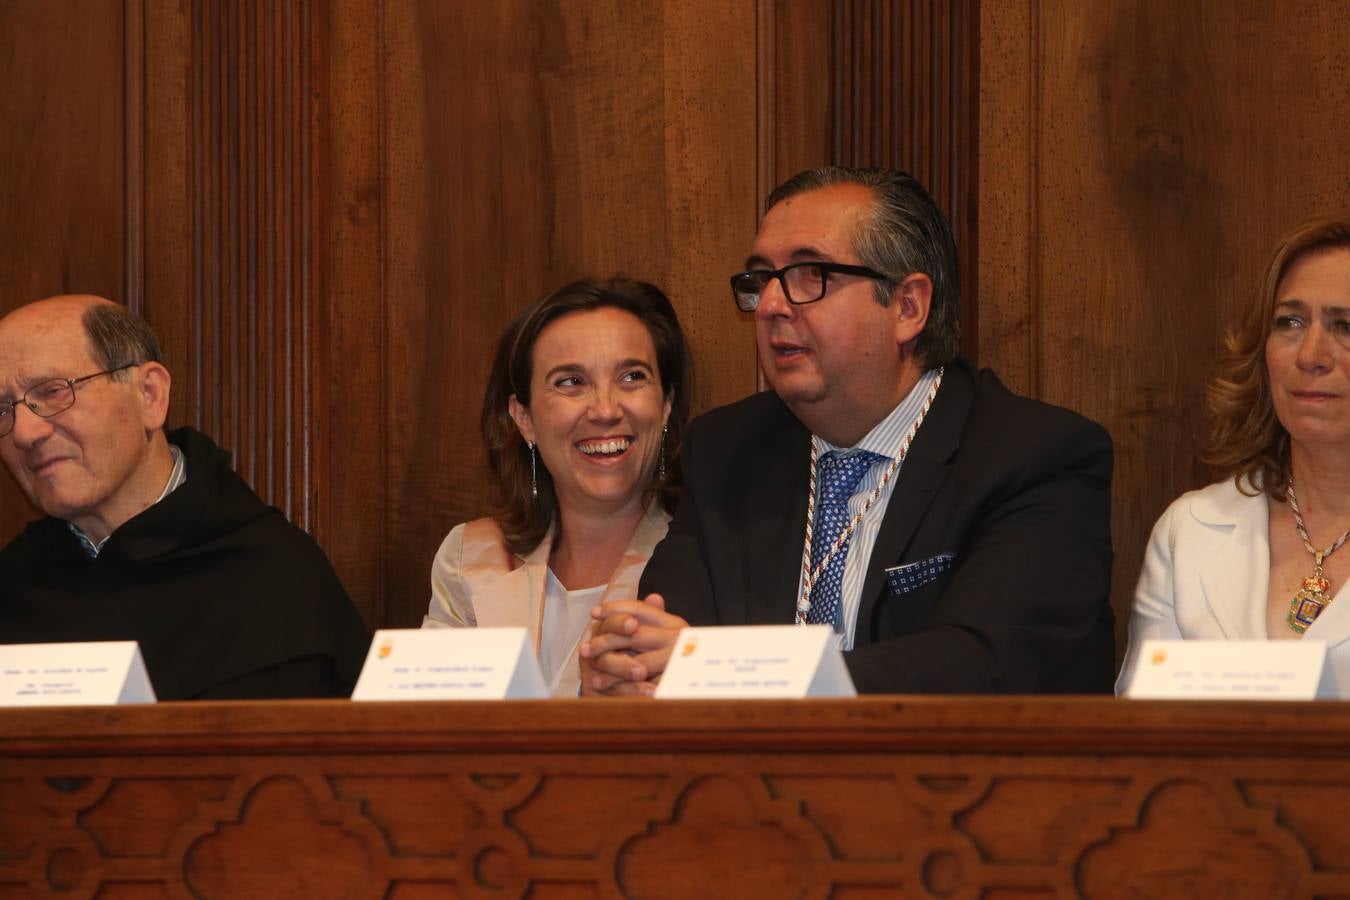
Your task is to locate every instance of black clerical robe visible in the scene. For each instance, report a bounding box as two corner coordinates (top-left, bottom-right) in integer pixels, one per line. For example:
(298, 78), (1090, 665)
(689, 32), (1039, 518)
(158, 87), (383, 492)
(0, 427), (371, 700)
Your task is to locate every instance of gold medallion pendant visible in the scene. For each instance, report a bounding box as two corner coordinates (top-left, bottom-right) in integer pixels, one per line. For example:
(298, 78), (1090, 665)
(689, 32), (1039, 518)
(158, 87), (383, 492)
(1288, 574), (1331, 635)
(1284, 481), (1350, 637)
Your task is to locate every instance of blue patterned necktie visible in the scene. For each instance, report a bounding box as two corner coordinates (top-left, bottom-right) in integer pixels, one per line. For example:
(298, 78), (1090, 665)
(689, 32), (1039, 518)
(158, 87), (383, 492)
(806, 450), (885, 629)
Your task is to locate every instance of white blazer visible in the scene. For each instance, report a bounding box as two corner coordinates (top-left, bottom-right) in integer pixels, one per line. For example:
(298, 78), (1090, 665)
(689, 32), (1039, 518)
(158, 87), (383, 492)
(1116, 478), (1350, 696)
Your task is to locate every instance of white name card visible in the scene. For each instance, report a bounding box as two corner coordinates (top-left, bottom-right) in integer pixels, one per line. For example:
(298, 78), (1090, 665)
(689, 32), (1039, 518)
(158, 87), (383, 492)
(0, 641), (156, 706)
(655, 625), (856, 699)
(351, 628), (547, 701)
(1125, 639), (1331, 700)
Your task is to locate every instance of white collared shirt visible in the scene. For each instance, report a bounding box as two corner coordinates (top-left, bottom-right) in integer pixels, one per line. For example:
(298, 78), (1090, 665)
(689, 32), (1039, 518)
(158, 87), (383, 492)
(70, 443), (187, 558)
(796, 368), (941, 650)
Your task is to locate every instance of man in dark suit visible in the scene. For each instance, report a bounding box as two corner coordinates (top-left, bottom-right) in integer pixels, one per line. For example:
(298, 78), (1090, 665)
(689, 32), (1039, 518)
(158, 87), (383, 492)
(580, 167), (1114, 694)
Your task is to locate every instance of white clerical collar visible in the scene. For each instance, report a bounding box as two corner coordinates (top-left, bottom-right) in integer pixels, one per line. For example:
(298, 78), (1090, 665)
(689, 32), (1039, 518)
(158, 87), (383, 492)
(69, 443), (188, 558)
(812, 367), (942, 460)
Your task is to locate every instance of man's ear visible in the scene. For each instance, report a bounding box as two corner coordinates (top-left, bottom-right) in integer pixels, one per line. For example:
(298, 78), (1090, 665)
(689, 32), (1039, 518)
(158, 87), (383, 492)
(892, 273), (933, 349)
(137, 362), (172, 431)
(507, 394), (536, 444)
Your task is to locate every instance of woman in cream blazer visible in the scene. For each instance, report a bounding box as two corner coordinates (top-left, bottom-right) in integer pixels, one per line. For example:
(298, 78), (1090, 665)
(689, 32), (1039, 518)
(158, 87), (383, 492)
(425, 504), (669, 696)
(423, 277), (690, 697)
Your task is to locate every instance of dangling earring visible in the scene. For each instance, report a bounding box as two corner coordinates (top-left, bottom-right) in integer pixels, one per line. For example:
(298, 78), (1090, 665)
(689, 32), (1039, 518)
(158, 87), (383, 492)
(528, 441), (538, 498)
(658, 423), (668, 482)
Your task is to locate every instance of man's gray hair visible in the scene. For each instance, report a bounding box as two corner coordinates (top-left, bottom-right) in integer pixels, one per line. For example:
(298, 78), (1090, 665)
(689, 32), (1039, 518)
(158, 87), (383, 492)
(82, 303), (162, 379)
(765, 166), (960, 368)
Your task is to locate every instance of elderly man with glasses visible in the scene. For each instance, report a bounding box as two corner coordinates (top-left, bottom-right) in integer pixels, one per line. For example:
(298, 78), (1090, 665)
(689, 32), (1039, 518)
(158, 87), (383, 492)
(0, 295), (369, 700)
(582, 167), (1117, 695)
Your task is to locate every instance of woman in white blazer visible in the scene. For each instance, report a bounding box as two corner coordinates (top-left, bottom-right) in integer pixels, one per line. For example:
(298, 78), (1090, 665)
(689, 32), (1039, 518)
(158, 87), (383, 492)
(1119, 215), (1350, 695)
(423, 278), (690, 697)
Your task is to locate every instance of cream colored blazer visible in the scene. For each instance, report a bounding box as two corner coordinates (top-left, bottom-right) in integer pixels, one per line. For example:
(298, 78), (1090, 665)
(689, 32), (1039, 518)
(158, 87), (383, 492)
(1116, 478), (1350, 696)
(423, 504), (671, 696)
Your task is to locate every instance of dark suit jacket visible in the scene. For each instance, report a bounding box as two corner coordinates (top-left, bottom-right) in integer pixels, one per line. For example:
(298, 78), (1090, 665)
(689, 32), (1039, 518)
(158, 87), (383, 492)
(640, 358), (1115, 694)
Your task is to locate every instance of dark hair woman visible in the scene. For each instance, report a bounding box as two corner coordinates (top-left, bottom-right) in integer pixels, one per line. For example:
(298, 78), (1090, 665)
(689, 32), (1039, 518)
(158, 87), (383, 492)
(422, 277), (691, 696)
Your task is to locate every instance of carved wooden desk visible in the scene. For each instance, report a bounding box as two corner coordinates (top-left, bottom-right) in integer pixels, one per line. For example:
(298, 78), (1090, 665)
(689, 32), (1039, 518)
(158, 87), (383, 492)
(2, 697), (1348, 899)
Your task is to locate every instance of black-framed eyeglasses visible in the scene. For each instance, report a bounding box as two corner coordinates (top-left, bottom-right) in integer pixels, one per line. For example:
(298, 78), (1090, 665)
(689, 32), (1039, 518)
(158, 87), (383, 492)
(729, 261), (889, 311)
(0, 364), (139, 438)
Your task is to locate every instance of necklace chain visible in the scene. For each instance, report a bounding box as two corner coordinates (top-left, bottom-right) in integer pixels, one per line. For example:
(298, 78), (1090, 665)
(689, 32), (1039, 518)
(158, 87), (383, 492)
(1284, 478), (1350, 634)
(1287, 480), (1350, 562)
(796, 368), (944, 625)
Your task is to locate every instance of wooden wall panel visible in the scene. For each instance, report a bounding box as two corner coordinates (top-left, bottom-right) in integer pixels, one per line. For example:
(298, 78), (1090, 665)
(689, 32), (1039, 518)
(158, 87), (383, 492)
(0, 0), (333, 587)
(9, 0), (1350, 674)
(758, 0), (978, 357)
(364, 0), (975, 627)
(320, 0), (387, 627)
(140, 2), (191, 392)
(979, 0), (1350, 660)
(759, 0), (832, 198)
(176, 0), (322, 531)
(0, 1), (127, 546)
(1, 1), (325, 539)
(2, 1), (976, 633)
(375, 1), (760, 629)
(661, 1), (762, 413)
(830, 0), (979, 355)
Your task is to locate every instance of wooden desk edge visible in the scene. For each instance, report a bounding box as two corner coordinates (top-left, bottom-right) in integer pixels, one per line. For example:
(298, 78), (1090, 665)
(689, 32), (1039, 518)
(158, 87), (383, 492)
(3, 695), (1348, 757)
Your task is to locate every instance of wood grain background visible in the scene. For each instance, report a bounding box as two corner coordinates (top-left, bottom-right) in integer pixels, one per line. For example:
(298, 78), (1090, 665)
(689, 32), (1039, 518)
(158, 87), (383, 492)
(2, 1), (1348, 665)
(978, 0), (1350, 658)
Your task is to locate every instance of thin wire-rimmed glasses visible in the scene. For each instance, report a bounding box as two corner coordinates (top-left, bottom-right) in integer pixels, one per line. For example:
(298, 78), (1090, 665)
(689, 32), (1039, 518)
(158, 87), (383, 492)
(0, 364), (138, 438)
(730, 261), (888, 312)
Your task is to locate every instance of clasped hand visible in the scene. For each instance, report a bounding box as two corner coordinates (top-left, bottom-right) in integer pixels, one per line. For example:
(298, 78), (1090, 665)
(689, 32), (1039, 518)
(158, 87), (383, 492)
(578, 593), (687, 696)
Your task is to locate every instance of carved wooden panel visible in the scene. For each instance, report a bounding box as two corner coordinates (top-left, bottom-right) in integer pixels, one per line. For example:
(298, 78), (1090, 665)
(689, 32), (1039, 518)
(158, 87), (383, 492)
(4, 699), (1350, 898)
(978, 0), (1350, 660)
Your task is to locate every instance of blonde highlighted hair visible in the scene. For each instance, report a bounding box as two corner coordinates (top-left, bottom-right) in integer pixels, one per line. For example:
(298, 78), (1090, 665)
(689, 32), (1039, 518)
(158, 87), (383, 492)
(1204, 214), (1350, 499)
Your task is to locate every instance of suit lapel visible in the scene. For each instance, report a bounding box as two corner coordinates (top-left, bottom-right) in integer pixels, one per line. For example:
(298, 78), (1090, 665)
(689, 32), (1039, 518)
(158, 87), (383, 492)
(471, 533), (551, 655)
(856, 364), (969, 631)
(741, 409), (812, 625)
(1195, 486), (1269, 640)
